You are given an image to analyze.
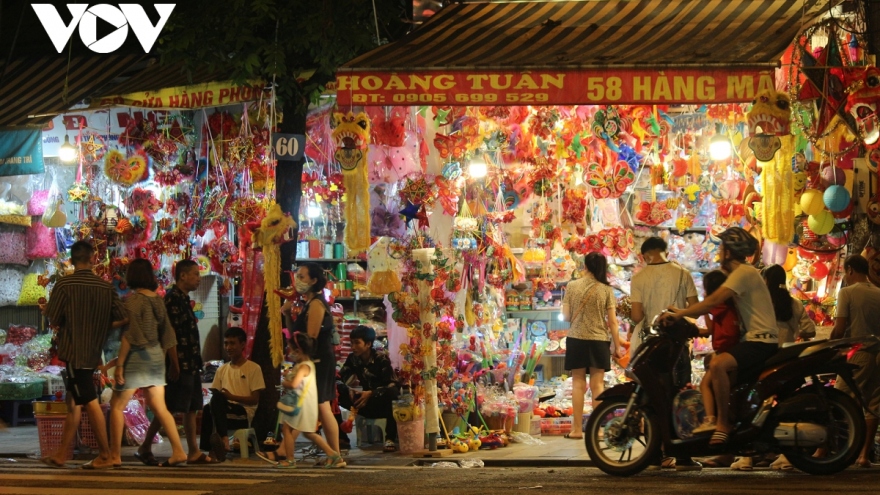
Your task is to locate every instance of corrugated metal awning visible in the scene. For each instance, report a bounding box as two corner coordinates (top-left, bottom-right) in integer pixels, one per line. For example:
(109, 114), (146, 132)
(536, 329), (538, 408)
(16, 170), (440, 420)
(0, 55), (144, 128)
(337, 0), (832, 106)
(343, 0), (828, 70)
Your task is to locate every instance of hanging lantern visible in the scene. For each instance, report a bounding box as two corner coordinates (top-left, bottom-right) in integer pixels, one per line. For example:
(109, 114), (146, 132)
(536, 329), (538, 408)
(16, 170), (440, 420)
(800, 189), (826, 216)
(808, 261), (829, 280)
(823, 185), (850, 212)
(807, 211), (834, 235)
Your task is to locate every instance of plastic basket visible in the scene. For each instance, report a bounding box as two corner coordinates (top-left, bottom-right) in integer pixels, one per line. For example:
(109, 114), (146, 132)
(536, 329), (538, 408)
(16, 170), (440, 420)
(0, 380), (46, 400)
(78, 403), (110, 450)
(540, 417), (573, 436)
(36, 414), (75, 460)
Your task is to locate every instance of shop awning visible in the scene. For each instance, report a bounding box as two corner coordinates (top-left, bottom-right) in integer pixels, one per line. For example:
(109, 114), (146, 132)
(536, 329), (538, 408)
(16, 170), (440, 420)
(337, 0), (830, 106)
(0, 54), (144, 127)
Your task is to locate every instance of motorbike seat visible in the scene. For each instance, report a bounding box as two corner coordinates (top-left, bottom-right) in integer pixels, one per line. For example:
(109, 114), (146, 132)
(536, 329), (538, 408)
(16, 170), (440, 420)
(763, 340), (822, 368)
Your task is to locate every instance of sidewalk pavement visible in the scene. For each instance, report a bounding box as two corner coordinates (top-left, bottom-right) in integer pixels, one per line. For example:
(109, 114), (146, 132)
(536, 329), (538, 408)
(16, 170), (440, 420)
(0, 424), (593, 468)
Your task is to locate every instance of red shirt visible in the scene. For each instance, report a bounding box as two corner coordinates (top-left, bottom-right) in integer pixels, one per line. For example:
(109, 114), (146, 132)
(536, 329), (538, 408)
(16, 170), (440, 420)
(708, 304), (740, 354)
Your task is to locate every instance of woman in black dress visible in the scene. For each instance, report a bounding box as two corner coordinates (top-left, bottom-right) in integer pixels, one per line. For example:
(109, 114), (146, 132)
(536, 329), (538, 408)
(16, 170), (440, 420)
(291, 263), (344, 467)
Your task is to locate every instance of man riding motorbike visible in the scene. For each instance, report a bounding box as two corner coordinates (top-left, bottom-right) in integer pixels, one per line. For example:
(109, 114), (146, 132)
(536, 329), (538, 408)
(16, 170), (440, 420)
(660, 227), (778, 446)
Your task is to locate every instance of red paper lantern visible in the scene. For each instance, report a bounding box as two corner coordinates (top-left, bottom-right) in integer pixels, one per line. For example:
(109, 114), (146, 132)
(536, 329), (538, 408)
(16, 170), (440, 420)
(809, 261), (829, 280)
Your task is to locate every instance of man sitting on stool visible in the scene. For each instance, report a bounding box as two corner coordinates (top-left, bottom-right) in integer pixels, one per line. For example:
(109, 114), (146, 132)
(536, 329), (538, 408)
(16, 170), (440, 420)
(199, 327), (265, 462)
(338, 326), (399, 452)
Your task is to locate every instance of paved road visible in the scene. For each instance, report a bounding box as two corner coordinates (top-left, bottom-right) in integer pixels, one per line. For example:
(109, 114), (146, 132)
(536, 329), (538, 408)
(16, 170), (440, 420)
(0, 460), (878, 495)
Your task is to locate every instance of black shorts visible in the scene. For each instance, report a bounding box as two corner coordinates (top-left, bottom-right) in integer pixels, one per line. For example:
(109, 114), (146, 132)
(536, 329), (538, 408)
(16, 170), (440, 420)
(727, 341), (778, 383)
(165, 373), (204, 413)
(564, 338), (611, 372)
(64, 365), (98, 406)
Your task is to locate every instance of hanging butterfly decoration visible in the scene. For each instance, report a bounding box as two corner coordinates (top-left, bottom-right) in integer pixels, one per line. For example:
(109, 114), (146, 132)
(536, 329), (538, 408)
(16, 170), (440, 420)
(586, 160), (635, 199)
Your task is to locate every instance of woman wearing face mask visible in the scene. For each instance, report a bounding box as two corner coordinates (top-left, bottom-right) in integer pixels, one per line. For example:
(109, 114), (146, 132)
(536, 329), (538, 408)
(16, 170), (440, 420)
(290, 263), (345, 467)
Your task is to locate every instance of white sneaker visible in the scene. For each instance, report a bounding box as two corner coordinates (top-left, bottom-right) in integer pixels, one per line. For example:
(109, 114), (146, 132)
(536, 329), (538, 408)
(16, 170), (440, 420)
(730, 457), (753, 471)
(770, 454), (793, 471)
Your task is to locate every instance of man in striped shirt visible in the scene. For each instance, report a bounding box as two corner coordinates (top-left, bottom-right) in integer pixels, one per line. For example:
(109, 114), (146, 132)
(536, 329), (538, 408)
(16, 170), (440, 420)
(42, 241), (128, 469)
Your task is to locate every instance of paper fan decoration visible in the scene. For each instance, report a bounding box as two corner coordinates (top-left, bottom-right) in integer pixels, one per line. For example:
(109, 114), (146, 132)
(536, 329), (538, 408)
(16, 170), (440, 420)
(104, 149), (149, 187)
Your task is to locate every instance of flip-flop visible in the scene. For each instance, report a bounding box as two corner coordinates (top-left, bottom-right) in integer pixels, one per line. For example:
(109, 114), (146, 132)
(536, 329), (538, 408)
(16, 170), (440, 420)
(187, 453), (216, 465)
(256, 451), (279, 465)
(134, 452), (160, 467)
(81, 461), (114, 470)
(563, 432), (583, 440)
(210, 433), (227, 463)
(39, 457), (65, 469)
(159, 460), (186, 468)
(708, 430), (730, 447)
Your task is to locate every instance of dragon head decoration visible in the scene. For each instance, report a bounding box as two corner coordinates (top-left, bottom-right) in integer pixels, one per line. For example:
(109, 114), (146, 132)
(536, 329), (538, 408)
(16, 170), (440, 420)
(747, 89), (791, 161)
(845, 66), (880, 148)
(254, 202), (296, 367)
(332, 111), (371, 170)
(332, 111), (372, 253)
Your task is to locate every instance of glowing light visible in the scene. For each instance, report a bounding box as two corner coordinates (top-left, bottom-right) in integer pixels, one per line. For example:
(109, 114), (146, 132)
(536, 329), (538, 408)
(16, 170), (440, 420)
(709, 134), (731, 161)
(469, 160), (488, 179)
(58, 135), (77, 163)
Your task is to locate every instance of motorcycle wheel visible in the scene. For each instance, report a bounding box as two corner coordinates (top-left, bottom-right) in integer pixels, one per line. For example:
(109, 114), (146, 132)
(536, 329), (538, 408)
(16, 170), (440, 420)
(784, 388), (866, 475)
(584, 398), (660, 476)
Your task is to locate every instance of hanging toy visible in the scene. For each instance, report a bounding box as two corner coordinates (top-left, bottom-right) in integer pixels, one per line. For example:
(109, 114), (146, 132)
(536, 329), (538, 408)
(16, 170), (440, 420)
(253, 203), (297, 367)
(367, 237), (402, 295)
(332, 111), (372, 253)
(746, 89), (791, 161)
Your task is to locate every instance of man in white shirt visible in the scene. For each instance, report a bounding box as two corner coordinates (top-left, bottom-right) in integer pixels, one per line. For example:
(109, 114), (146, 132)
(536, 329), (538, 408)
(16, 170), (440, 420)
(630, 237), (699, 351)
(831, 254), (880, 468)
(199, 327), (265, 462)
(630, 237), (700, 471)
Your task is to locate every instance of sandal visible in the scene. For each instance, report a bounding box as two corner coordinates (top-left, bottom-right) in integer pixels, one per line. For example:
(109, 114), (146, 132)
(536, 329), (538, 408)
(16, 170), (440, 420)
(563, 432), (583, 440)
(708, 430), (730, 446)
(383, 440), (398, 453)
(256, 451), (279, 465)
(275, 459), (296, 469)
(134, 451), (160, 467)
(324, 454), (347, 469)
(660, 457), (676, 469)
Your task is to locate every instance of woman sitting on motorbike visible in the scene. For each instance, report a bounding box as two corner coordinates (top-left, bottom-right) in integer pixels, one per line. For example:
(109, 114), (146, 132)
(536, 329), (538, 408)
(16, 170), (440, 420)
(661, 227), (779, 446)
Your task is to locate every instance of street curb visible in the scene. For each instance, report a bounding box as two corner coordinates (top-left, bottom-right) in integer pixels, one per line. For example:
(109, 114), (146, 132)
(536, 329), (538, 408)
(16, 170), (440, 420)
(413, 458), (596, 468)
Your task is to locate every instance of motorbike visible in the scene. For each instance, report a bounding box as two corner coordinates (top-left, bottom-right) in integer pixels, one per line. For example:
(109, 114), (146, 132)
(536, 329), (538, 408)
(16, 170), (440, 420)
(584, 315), (876, 476)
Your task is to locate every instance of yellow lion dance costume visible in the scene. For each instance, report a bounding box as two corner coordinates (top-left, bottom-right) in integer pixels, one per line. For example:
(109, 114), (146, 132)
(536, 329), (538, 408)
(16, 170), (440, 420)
(254, 202), (296, 367)
(332, 111), (372, 254)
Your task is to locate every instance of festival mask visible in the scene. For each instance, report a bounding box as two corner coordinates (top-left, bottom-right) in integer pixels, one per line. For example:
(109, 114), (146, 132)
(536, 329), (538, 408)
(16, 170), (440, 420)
(845, 66), (880, 148)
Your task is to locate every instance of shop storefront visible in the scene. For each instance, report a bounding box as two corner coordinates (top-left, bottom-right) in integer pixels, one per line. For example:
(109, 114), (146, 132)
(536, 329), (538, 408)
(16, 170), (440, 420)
(308, 0), (871, 453)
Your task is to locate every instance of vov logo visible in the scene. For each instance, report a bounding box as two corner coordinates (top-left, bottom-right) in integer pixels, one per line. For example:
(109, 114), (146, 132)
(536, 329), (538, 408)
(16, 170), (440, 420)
(31, 4), (175, 54)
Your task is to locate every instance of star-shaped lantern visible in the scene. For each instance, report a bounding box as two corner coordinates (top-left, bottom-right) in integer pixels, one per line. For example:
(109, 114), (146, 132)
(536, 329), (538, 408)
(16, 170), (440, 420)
(67, 182), (90, 203)
(797, 27), (857, 136)
(79, 135), (105, 162)
(400, 201), (421, 228)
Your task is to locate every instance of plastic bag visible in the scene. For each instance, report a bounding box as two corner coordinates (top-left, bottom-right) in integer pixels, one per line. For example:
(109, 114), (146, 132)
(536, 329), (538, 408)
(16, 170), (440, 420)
(347, 263), (367, 284)
(0, 266), (25, 306)
(26, 222), (57, 259)
(41, 172), (66, 228)
(28, 190), (50, 216)
(0, 226), (29, 265)
(509, 431), (545, 445)
(18, 261), (47, 306)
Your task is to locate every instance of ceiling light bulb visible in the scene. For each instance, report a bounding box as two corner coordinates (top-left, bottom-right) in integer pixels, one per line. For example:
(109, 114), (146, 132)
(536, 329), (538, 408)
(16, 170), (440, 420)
(469, 160), (488, 179)
(307, 203), (321, 218)
(709, 134), (731, 161)
(58, 135), (77, 163)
